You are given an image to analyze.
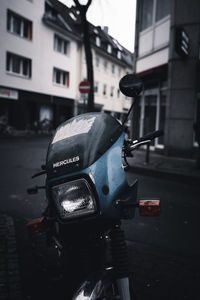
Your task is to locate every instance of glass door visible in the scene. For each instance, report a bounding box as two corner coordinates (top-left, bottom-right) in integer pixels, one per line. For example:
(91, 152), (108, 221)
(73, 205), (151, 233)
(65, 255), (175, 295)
(139, 88), (166, 149)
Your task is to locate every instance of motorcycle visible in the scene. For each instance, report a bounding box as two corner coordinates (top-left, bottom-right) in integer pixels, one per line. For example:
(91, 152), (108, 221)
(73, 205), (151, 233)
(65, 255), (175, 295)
(27, 74), (162, 300)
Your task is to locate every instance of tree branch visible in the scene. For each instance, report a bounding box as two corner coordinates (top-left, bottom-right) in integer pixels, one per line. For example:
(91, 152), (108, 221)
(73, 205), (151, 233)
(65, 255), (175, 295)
(74, 0), (94, 112)
(73, 0), (92, 12)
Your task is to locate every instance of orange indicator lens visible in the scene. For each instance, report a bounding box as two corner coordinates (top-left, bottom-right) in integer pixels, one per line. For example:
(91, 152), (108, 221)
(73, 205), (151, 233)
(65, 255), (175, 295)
(139, 199), (160, 217)
(26, 217), (45, 234)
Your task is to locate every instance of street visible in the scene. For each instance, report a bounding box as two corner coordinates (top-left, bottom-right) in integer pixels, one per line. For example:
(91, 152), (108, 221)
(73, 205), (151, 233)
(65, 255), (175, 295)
(0, 136), (200, 299)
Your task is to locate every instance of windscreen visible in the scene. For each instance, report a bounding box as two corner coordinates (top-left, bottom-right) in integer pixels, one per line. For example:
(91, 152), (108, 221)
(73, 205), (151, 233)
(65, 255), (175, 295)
(46, 112), (122, 177)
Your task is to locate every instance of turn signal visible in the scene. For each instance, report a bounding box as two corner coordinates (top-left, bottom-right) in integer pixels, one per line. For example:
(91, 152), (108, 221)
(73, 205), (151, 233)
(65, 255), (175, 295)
(27, 186), (38, 194)
(26, 217), (45, 234)
(139, 199), (160, 217)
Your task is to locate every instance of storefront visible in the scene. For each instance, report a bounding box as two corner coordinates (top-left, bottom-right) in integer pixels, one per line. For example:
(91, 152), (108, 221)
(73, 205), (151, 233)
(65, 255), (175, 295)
(0, 87), (19, 126)
(0, 86), (74, 131)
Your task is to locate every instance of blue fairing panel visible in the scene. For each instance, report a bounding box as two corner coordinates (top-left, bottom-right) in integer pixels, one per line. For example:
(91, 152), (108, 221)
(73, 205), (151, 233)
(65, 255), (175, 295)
(89, 133), (127, 218)
(48, 133), (137, 220)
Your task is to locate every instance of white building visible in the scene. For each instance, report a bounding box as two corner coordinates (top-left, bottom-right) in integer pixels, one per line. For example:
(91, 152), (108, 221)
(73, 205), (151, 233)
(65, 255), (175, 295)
(0, 0), (81, 129)
(0, 0), (133, 130)
(80, 25), (133, 121)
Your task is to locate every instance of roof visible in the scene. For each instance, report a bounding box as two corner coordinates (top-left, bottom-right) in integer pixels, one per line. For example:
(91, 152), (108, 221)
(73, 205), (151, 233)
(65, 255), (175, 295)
(43, 0), (134, 68)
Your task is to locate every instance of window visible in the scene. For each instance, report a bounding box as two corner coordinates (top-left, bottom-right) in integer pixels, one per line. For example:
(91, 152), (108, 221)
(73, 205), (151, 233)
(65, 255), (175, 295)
(103, 84), (107, 96)
(141, 0), (170, 31)
(96, 36), (101, 47)
(104, 60), (108, 71)
(107, 44), (112, 54)
(54, 34), (69, 55)
(117, 51), (122, 59)
(111, 64), (115, 74)
(156, 0), (170, 22)
(110, 86), (114, 97)
(118, 67), (121, 77)
(6, 52), (31, 78)
(95, 56), (100, 68)
(117, 89), (120, 98)
(53, 68), (69, 87)
(94, 82), (99, 93)
(7, 10), (32, 40)
(69, 12), (77, 21)
(45, 2), (57, 18)
(141, 0), (153, 31)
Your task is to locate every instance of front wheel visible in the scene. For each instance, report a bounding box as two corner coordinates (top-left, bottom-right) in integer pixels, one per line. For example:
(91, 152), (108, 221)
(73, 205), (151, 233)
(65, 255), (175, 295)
(72, 270), (134, 300)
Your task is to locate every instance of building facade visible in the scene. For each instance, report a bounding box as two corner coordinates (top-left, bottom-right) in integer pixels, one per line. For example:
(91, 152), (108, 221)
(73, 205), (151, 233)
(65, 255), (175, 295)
(134, 0), (200, 158)
(79, 26), (133, 121)
(0, 0), (81, 130)
(0, 0), (133, 131)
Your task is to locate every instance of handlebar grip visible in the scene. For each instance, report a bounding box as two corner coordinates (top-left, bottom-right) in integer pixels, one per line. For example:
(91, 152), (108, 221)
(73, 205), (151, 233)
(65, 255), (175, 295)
(137, 130), (164, 143)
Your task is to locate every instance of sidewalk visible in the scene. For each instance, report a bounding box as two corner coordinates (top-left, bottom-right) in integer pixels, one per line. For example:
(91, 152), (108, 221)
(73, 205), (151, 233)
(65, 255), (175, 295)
(127, 149), (200, 185)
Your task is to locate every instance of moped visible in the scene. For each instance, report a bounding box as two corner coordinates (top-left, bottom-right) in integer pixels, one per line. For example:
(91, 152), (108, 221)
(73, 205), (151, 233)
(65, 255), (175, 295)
(27, 74), (162, 299)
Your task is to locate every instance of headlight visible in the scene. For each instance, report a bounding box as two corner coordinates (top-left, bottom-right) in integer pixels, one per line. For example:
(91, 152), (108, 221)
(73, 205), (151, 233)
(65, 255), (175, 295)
(52, 178), (96, 220)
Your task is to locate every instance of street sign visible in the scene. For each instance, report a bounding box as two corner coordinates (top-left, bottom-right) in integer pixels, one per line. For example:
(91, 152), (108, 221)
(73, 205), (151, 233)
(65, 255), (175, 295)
(79, 80), (91, 94)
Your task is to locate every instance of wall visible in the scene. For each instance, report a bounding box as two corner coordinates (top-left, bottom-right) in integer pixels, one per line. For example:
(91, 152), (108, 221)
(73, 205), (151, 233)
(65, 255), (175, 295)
(166, 0), (200, 156)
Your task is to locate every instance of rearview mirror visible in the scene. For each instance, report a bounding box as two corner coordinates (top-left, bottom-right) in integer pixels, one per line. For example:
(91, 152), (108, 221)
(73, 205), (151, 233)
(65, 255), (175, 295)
(119, 74), (143, 97)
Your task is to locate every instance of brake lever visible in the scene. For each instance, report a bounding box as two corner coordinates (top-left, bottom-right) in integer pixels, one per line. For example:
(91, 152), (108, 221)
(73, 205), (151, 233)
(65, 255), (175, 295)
(129, 139), (151, 151)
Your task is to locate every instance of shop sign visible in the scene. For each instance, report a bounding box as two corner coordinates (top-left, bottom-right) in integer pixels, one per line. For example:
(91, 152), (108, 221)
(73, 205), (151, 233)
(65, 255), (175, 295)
(0, 88), (18, 100)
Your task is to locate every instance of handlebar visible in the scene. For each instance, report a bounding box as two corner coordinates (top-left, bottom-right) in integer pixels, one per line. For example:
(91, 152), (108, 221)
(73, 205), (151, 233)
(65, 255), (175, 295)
(136, 130), (164, 143)
(125, 130), (164, 152)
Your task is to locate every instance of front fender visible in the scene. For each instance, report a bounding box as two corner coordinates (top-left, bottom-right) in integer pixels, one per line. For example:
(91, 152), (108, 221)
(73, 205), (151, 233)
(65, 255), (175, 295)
(72, 272), (104, 300)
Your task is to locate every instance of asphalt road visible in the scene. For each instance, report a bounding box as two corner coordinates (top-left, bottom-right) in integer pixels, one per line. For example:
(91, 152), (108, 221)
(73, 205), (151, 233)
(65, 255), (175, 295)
(0, 136), (200, 299)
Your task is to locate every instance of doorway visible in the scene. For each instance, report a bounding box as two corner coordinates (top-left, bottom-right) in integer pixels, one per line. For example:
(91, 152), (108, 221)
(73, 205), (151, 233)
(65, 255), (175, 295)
(139, 88), (166, 149)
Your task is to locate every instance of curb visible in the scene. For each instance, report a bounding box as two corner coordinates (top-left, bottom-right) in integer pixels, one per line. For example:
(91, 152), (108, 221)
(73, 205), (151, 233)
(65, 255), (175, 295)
(129, 164), (200, 186)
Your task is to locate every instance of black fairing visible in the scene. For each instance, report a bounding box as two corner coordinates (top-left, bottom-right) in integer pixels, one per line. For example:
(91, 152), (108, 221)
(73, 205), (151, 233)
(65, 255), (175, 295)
(46, 113), (122, 178)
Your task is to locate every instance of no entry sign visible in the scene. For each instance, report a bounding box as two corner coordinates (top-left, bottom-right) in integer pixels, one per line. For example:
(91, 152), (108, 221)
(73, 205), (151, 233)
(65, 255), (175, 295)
(79, 80), (91, 94)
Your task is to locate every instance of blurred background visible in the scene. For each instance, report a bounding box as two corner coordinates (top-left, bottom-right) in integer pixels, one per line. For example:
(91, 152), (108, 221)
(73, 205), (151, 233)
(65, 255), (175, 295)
(0, 0), (200, 160)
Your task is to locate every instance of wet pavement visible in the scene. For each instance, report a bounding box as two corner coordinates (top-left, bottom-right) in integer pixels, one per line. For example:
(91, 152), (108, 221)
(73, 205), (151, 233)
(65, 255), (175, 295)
(1, 214), (199, 300)
(128, 240), (200, 300)
(0, 214), (22, 300)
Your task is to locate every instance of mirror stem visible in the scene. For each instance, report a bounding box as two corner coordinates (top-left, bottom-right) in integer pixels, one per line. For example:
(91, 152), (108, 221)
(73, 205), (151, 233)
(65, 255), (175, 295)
(122, 97), (137, 128)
